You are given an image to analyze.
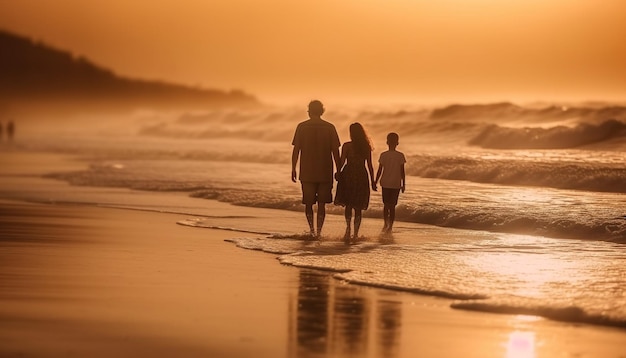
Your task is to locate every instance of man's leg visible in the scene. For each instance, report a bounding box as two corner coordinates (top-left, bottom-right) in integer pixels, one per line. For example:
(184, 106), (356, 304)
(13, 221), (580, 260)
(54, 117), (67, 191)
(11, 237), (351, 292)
(316, 203), (326, 237)
(305, 204), (315, 236)
(301, 182), (316, 236)
(315, 181), (332, 238)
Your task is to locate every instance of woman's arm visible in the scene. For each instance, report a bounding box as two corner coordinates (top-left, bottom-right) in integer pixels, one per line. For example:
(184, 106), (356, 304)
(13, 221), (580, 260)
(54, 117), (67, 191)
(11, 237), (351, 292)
(339, 142), (348, 168)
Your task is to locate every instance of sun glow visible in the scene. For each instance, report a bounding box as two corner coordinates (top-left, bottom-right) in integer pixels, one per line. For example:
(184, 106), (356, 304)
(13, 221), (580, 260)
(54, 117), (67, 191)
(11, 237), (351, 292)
(462, 234), (593, 299)
(505, 331), (536, 358)
(1, 0), (624, 104)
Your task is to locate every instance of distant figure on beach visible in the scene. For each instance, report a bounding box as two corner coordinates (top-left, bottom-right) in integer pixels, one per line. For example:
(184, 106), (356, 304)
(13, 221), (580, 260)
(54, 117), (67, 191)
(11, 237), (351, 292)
(334, 123), (376, 242)
(6, 120), (14, 140)
(292, 100), (341, 238)
(374, 132), (406, 234)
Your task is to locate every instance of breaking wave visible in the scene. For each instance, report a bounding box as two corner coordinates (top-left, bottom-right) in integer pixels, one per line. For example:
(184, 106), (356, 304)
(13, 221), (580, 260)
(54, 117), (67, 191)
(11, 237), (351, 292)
(221, 235), (626, 330)
(430, 102), (626, 123)
(136, 103), (626, 151)
(451, 301), (626, 329)
(407, 154), (626, 193)
(469, 119), (626, 149)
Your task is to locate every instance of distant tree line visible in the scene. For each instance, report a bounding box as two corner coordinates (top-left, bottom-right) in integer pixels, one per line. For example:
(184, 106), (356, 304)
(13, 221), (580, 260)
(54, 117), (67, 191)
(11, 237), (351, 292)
(0, 30), (259, 113)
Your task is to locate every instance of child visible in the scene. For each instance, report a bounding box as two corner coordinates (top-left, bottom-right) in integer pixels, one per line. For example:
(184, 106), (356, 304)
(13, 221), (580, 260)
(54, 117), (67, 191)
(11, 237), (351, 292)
(374, 132), (406, 234)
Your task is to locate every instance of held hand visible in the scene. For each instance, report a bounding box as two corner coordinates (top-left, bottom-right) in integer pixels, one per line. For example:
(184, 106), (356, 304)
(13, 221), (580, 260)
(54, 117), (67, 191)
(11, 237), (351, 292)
(372, 182), (378, 191)
(401, 185), (405, 193)
(291, 169), (297, 183)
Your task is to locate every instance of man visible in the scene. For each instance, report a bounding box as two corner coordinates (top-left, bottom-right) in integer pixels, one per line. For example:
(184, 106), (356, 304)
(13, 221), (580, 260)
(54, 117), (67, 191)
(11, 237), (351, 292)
(291, 100), (341, 238)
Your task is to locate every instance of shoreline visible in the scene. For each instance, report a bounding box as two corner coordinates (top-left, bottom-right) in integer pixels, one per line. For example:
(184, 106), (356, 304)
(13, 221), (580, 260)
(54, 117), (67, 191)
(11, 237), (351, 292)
(2, 150), (626, 357)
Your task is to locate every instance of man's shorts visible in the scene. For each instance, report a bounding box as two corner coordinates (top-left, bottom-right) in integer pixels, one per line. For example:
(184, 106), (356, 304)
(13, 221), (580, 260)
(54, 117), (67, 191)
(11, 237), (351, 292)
(382, 188), (401, 206)
(301, 181), (333, 204)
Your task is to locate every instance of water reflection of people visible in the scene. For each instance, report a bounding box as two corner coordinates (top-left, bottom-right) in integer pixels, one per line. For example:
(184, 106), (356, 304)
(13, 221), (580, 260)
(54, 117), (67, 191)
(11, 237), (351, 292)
(7, 120), (14, 140)
(292, 270), (330, 356)
(334, 123), (376, 243)
(290, 270), (402, 357)
(333, 285), (368, 355)
(377, 300), (402, 357)
(291, 100), (341, 238)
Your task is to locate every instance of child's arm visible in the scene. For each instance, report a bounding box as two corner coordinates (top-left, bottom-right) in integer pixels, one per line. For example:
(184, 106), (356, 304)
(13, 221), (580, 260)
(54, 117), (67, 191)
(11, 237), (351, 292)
(375, 163), (383, 187)
(400, 163), (406, 193)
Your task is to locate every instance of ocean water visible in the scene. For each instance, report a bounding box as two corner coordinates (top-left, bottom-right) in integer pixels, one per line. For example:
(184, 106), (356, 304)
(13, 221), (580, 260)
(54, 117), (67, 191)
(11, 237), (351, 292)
(15, 101), (626, 329)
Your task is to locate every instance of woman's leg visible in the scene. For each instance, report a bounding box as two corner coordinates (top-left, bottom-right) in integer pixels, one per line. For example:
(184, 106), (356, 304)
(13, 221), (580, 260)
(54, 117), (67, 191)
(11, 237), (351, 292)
(354, 209), (362, 240)
(344, 206), (352, 239)
(383, 205), (390, 231)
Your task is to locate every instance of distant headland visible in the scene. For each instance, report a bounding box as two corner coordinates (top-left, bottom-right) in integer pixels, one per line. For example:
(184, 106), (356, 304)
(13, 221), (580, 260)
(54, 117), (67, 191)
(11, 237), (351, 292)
(0, 30), (260, 115)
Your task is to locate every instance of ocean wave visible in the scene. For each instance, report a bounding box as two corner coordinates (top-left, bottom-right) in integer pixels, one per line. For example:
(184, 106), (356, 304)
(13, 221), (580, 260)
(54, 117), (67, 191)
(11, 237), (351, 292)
(407, 154), (626, 193)
(46, 163), (626, 243)
(225, 235), (626, 330)
(469, 119), (626, 149)
(333, 273), (489, 300)
(227, 236), (491, 301)
(193, 188), (626, 243)
(391, 204), (626, 243)
(133, 103), (626, 152)
(451, 301), (626, 329)
(430, 102), (626, 123)
(430, 102), (525, 121)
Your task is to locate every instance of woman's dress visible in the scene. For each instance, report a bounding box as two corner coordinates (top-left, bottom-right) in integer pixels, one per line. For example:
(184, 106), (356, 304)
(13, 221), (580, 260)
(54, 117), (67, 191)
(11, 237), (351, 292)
(334, 142), (370, 210)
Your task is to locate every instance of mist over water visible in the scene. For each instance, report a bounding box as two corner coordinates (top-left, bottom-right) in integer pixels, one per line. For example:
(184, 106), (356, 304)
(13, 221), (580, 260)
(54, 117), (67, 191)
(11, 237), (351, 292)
(31, 101), (626, 242)
(13, 100), (626, 329)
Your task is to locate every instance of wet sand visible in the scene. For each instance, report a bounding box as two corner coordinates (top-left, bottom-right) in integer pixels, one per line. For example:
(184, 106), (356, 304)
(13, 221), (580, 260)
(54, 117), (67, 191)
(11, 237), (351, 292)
(1, 151), (626, 357)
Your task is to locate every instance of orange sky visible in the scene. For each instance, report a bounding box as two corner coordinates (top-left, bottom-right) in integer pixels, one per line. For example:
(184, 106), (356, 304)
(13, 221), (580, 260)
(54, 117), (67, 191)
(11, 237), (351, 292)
(1, 0), (625, 105)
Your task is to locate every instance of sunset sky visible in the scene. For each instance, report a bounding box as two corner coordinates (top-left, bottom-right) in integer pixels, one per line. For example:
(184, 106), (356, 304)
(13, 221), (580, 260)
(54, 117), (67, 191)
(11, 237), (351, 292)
(1, 0), (625, 105)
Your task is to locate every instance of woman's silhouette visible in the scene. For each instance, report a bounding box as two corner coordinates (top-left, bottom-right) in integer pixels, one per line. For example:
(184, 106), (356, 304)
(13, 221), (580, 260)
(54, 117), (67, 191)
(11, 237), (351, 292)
(334, 123), (376, 242)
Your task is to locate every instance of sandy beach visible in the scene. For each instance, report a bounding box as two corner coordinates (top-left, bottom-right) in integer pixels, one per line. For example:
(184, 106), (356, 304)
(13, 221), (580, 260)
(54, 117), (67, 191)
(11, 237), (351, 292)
(1, 150), (626, 358)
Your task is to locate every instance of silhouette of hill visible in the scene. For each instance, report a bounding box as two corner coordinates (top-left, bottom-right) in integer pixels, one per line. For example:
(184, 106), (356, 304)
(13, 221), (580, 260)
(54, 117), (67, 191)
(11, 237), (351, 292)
(0, 30), (259, 113)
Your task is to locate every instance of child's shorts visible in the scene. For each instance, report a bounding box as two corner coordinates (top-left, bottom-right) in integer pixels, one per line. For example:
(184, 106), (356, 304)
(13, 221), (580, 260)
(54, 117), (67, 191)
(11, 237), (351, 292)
(382, 188), (401, 206)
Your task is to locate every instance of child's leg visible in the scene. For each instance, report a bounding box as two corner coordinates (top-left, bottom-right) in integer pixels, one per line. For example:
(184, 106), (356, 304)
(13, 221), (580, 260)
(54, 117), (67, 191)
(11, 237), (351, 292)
(388, 205), (396, 232)
(383, 205), (390, 231)
(354, 209), (362, 239)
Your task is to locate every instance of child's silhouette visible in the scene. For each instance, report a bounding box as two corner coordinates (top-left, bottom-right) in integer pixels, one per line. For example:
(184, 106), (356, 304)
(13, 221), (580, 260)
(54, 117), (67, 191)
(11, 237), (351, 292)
(374, 132), (406, 234)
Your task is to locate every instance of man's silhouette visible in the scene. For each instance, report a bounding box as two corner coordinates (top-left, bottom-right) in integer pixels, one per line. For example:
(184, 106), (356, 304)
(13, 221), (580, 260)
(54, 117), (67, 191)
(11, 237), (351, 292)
(292, 100), (341, 237)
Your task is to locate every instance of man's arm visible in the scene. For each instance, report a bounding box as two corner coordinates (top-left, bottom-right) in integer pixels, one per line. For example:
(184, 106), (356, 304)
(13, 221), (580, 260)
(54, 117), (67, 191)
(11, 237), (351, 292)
(332, 146), (341, 174)
(291, 144), (300, 183)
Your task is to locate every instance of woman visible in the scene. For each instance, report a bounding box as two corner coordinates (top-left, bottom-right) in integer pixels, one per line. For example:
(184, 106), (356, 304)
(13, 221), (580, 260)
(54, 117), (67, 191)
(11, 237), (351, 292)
(334, 122), (377, 242)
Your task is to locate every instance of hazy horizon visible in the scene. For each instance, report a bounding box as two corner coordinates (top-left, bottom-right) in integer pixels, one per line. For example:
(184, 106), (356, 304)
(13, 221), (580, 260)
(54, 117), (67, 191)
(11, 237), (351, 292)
(1, 0), (625, 106)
